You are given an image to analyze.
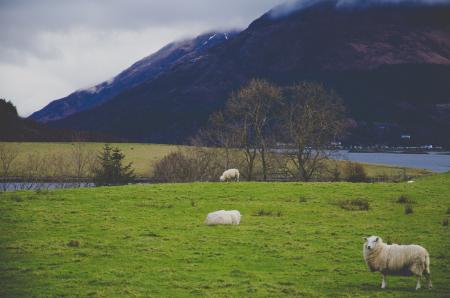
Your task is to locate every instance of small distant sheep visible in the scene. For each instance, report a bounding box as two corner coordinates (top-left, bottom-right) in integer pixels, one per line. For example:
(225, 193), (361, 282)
(205, 210), (241, 225)
(220, 169), (240, 182)
(363, 236), (432, 290)
(407, 180), (415, 183)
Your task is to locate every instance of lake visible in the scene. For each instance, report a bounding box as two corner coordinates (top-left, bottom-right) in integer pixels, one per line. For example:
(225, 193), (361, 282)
(335, 151), (450, 173)
(0, 182), (95, 192)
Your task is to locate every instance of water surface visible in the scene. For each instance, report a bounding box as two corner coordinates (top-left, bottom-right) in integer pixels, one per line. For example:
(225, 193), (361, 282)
(335, 151), (450, 173)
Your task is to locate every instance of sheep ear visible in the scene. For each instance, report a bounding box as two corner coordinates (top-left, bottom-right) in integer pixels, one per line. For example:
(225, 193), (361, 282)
(375, 237), (379, 242)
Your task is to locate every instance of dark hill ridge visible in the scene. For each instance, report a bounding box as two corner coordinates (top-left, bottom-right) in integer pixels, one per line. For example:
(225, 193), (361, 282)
(46, 1), (450, 145)
(0, 99), (117, 142)
(30, 31), (238, 123)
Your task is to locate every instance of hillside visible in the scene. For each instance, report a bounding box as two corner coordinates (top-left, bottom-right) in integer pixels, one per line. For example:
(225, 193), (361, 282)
(0, 99), (118, 142)
(1, 173), (449, 296)
(42, 1), (450, 145)
(29, 31), (238, 123)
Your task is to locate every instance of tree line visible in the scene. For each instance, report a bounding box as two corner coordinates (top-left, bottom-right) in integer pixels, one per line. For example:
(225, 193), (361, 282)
(153, 79), (353, 182)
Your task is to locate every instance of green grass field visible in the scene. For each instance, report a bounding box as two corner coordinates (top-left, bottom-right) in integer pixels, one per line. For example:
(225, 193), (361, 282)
(1, 173), (449, 297)
(1, 142), (431, 178)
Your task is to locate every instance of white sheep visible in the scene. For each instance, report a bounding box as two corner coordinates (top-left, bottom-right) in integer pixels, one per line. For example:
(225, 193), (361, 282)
(220, 169), (240, 182)
(363, 236), (432, 290)
(204, 210), (241, 225)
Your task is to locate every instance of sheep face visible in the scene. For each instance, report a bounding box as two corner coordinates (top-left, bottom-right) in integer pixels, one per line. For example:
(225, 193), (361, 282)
(364, 236), (382, 250)
(220, 176), (225, 182)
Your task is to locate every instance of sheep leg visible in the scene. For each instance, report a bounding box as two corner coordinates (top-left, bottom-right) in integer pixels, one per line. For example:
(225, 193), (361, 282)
(415, 276), (421, 290)
(424, 272), (432, 289)
(381, 275), (387, 289)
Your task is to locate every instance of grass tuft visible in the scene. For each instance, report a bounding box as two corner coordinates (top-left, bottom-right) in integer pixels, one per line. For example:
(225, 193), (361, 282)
(67, 240), (80, 247)
(299, 197), (307, 203)
(35, 189), (50, 195)
(396, 195), (415, 204)
(141, 231), (160, 237)
(336, 199), (370, 211)
(443, 218), (449, 227)
(253, 209), (283, 217)
(404, 204), (414, 215)
(11, 194), (22, 202)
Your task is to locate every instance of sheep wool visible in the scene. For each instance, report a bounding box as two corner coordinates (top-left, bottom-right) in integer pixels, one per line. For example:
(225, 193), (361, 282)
(205, 210), (241, 225)
(220, 169), (240, 182)
(363, 236), (432, 290)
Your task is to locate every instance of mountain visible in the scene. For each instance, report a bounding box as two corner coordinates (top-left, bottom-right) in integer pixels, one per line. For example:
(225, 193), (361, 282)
(41, 1), (450, 146)
(30, 31), (238, 123)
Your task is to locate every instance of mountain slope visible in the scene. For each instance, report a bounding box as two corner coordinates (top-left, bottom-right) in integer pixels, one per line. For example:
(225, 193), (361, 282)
(0, 99), (116, 142)
(30, 31), (237, 123)
(49, 1), (450, 145)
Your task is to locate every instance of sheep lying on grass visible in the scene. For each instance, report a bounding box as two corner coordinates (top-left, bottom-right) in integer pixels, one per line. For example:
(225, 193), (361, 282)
(205, 210), (241, 225)
(363, 236), (432, 290)
(220, 169), (240, 182)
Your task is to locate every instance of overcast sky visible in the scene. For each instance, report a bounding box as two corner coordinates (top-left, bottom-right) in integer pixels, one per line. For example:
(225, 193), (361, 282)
(0, 0), (288, 116)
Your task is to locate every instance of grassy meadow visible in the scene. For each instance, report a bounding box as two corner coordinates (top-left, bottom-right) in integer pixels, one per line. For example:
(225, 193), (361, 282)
(1, 142), (182, 177)
(1, 142), (430, 179)
(1, 173), (449, 297)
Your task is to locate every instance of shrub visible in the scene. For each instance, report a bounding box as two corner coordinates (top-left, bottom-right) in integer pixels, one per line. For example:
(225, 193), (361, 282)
(152, 152), (198, 183)
(405, 204), (414, 214)
(343, 162), (367, 182)
(152, 149), (226, 183)
(337, 199), (370, 211)
(396, 195), (415, 204)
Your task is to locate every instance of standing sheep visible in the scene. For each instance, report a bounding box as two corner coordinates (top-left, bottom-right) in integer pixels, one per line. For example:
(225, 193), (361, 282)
(220, 169), (240, 182)
(363, 236), (432, 290)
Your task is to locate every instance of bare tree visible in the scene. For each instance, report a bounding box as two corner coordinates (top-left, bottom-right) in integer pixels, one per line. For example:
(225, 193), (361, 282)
(192, 111), (239, 170)
(0, 143), (19, 178)
(280, 82), (345, 181)
(226, 79), (282, 181)
(70, 142), (94, 179)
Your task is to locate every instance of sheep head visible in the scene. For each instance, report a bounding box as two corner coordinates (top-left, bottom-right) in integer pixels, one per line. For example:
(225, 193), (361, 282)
(364, 236), (383, 250)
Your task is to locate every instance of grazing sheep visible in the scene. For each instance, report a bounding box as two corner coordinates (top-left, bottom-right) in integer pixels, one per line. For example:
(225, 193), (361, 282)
(205, 210), (241, 225)
(220, 169), (240, 182)
(363, 236), (432, 290)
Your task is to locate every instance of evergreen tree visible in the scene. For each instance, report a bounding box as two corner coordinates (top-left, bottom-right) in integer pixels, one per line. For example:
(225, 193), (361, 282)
(94, 144), (135, 186)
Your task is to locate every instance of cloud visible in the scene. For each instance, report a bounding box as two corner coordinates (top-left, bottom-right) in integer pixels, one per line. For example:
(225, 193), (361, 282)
(0, 0), (285, 116)
(269, 0), (450, 18)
